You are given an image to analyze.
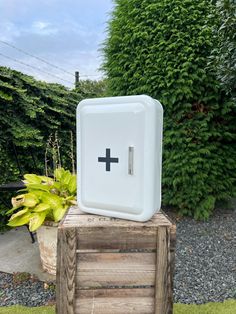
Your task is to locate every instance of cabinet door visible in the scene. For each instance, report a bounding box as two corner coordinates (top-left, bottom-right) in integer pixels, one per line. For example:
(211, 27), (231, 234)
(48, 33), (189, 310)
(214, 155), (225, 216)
(77, 95), (163, 221)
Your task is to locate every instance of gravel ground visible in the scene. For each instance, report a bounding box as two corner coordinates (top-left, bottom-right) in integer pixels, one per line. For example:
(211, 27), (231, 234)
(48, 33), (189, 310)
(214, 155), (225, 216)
(0, 207), (235, 306)
(0, 272), (55, 307)
(172, 207), (236, 304)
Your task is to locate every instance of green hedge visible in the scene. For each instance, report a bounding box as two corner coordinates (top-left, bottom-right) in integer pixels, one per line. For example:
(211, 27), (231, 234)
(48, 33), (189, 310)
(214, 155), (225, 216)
(214, 0), (236, 96)
(76, 79), (108, 98)
(102, 0), (236, 218)
(0, 66), (81, 183)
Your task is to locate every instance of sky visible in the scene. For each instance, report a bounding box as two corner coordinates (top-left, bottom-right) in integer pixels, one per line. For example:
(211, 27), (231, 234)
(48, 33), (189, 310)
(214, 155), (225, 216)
(0, 0), (113, 88)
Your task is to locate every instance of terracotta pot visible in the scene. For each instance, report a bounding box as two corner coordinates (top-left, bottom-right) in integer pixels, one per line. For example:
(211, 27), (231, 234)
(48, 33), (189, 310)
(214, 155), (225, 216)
(36, 222), (58, 276)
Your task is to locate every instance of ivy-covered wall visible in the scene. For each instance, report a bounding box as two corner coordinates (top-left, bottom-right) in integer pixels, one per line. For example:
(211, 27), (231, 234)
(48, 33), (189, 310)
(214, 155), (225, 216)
(102, 0), (236, 218)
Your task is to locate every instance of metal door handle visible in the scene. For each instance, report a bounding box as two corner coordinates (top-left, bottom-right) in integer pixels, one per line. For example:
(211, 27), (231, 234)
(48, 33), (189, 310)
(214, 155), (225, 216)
(128, 146), (134, 175)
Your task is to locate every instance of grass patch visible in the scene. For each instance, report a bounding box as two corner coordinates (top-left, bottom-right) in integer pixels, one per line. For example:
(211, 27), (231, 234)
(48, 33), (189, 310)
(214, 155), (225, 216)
(174, 299), (236, 314)
(0, 306), (55, 314)
(0, 300), (235, 313)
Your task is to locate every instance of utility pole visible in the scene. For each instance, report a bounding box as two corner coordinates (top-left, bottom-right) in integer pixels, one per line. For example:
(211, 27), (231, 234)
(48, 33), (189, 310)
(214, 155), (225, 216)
(75, 71), (79, 88)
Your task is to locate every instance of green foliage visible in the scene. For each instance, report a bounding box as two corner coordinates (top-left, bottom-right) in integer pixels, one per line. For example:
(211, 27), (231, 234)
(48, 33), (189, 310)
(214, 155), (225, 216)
(6, 168), (76, 231)
(0, 66), (82, 185)
(103, 0), (236, 218)
(0, 192), (12, 232)
(213, 0), (236, 96)
(75, 79), (108, 98)
(0, 205), (10, 231)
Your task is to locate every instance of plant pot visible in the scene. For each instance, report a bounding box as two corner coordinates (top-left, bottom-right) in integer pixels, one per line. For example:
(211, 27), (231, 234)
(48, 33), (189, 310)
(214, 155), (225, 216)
(36, 221), (58, 276)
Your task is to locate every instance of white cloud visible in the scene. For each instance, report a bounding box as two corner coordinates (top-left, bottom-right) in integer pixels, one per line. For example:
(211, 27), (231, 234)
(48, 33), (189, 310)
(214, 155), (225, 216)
(33, 21), (50, 30)
(31, 21), (58, 35)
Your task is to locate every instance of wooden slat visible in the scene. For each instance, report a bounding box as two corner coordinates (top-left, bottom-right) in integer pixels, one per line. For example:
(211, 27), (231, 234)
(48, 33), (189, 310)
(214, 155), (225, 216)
(155, 227), (172, 314)
(77, 252), (155, 289)
(56, 227), (77, 314)
(76, 288), (154, 314)
(77, 227), (157, 250)
(168, 225), (176, 311)
(62, 210), (172, 228)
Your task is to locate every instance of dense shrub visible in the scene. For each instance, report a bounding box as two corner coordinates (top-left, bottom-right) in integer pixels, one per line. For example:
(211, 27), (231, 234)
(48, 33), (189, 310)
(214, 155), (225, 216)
(0, 66), (82, 184)
(102, 0), (236, 218)
(214, 0), (236, 96)
(76, 79), (108, 98)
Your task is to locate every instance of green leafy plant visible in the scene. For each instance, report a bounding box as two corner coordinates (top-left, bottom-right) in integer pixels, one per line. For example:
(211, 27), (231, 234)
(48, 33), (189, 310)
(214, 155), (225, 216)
(102, 0), (236, 219)
(6, 168), (76, 231)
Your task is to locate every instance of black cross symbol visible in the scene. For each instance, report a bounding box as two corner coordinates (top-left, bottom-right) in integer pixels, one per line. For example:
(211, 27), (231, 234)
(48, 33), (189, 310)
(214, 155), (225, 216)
(98, 148), (119, 171)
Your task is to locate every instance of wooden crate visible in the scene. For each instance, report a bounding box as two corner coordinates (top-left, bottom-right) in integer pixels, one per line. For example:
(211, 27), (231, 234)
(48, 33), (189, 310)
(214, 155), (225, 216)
(56, 206), (176, 314)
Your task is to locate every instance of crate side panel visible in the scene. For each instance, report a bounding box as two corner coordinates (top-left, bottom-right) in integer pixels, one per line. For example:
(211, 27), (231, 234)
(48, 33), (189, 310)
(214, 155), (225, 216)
(77, 252), (156, 289)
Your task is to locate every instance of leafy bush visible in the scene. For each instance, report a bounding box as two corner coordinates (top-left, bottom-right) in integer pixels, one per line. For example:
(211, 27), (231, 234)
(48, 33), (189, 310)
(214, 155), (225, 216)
(0, 66), (81, 184)
(102, 0), (236, 218)
(214, 0), (236, 96)
(76, 79), (108, 98)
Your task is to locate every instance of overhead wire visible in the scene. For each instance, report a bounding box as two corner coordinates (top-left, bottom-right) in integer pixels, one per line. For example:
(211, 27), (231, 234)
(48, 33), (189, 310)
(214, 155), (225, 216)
(0, 52), (74, 85)
(0, 40), (104, 81)
(0, 39), (74, 77)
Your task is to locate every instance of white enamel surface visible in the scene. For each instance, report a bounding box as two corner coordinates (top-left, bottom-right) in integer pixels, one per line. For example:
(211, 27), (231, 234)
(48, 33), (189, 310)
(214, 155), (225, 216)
(76, 95), (163, 221)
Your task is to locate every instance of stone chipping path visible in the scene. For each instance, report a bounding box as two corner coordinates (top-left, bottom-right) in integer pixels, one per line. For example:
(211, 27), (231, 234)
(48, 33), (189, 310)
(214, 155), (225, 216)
(173, 208), (236, 304)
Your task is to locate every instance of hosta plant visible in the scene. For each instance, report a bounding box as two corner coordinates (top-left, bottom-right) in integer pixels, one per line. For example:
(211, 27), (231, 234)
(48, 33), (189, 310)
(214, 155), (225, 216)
(6, 168), (76, 231)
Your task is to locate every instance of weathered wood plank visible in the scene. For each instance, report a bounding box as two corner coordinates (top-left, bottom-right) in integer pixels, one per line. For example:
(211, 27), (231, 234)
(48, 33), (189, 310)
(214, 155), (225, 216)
(155, 227), (172, 314)
(77, 227), (157, 250)
(168, 225), (176, 311)
(56, 227), (77, 314)
(62, 210), (172, 228)
(77, 252), (155, 289)
(76, 288), (154, 314)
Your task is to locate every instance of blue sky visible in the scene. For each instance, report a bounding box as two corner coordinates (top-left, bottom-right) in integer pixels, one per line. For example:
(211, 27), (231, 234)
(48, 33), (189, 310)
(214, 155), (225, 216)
(0, 0), (113, 87)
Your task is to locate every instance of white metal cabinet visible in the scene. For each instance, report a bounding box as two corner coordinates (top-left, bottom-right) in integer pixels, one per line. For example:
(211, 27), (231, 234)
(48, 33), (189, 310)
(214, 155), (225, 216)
(76, 95), (163, 221)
